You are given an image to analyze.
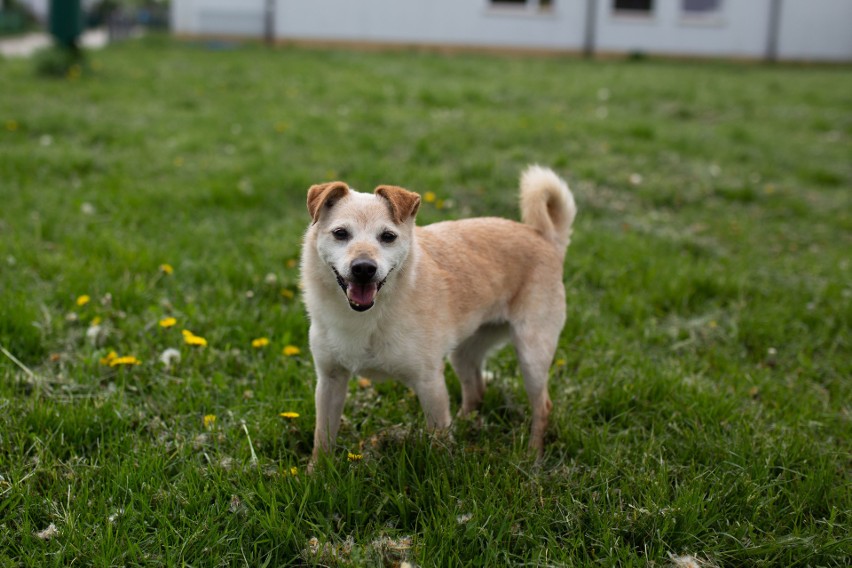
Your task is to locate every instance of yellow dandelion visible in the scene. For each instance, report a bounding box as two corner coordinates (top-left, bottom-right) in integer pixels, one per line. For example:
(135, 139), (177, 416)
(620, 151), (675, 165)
(159, 263), (174, 275)
(709, 320), (718, 329)
(555, 358), (567, 367)
(435, 199), (445, 210)
(90, 316), (102, 326)
(274, 121), (289, 133)
(67, 64), (82, 80)
(76, 294), (91, 307)
(279, 411), (300, 419)
(99, 350), (118, 366)
(280, 288), (295, 299)
(252, 337), (270, 348)
(289, 466), (298, 476)
(109, 356), (141, 367)
(184, 335), (207, 347)
(282, 345), (300, 357)
(347, 452), (363, 462)
(5, 120), (18, 132)
(286, 258), (298, 269)
(159, 317), (177, 328)
(203, 414), (216, 428)
(182, 329), (208, 347)
(423, 191), (437, 203)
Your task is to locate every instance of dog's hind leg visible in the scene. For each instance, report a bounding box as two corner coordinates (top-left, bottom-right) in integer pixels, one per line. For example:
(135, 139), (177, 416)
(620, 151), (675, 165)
(511, 317), (562, 457)
(411, 368), (453, 431)
(450, 323), (510, 415)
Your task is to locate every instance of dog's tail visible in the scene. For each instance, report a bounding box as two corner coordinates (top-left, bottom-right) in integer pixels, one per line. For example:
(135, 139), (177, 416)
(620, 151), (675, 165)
(519, 165), (577, 251)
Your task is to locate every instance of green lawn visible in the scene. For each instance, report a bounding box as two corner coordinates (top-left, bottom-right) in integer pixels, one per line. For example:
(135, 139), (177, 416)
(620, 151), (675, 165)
(0, 37), (850, 566)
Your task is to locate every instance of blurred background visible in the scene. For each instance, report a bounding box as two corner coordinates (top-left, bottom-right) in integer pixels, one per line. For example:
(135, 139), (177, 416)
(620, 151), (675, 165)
(2, 0), (851, 62)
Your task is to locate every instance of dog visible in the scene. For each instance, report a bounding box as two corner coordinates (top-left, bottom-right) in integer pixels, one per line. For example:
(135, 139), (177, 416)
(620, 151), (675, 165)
(300, 166), (576, 462)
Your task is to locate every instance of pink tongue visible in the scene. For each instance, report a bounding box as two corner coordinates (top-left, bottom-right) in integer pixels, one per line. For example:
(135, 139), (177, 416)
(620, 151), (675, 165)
(347, 282), (378, 305)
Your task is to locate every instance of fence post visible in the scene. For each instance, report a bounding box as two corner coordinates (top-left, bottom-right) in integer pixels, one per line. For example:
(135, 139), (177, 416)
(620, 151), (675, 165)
(265, 0), (275, 45)
(583, 0), (597, 58)
(765, 0), (782, 62)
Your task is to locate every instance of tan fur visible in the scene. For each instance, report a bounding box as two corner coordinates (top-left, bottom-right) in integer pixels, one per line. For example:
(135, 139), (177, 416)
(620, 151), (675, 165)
(307, 181), (349, 224)
(300, 166), (577, 464)
(375, 185), (421, 224)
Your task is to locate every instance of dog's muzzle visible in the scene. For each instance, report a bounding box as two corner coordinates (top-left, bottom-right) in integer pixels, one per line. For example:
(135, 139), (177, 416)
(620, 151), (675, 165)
(332, 263), (392, 312)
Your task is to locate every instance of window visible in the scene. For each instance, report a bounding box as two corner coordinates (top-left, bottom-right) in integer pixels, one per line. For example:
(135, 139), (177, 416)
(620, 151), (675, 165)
(613, 0), (653, 13)
(681, 0), (722, 24)
(682, 0), (721, 15)
(490, 0), (554, 10)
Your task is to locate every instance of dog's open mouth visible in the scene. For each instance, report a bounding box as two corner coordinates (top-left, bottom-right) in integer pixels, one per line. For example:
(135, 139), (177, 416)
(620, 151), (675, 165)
(332, 267), (391, 312)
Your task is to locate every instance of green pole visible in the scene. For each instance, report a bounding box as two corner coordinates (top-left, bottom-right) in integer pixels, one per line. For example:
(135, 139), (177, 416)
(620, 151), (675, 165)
(49, 0), (83, 50)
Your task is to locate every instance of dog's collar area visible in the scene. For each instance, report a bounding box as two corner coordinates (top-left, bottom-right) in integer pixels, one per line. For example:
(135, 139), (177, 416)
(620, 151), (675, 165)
(331, 266), (393, 311)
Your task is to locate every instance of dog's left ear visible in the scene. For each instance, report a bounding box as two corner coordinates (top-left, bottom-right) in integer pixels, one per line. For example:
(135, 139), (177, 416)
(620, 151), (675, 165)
(374, 185), (421, 224)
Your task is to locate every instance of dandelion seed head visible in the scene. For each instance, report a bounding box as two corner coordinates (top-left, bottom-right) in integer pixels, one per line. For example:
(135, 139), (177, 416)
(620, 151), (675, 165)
(159, 348), (181, 368)
(86, 324), (103, 345)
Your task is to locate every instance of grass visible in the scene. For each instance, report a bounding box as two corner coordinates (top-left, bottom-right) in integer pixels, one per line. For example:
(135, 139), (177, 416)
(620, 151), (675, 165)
(0, 36), (850, 566)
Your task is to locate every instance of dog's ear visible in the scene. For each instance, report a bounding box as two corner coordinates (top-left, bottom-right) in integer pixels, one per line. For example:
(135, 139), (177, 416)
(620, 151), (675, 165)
(374, 185), (421, 224)
(307, 181), (349, 224)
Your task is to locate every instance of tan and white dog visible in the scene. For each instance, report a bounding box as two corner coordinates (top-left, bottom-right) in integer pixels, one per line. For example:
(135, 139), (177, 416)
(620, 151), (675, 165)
(300, 166), (576, 462)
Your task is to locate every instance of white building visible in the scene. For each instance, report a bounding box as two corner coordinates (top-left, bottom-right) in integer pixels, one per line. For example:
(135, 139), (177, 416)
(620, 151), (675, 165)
(170, 0), (852, 62)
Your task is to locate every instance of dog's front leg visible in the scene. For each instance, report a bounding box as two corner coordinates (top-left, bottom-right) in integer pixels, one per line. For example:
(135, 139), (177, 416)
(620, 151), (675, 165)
(412, 370), (452, 432)
(311, 363), (350, 464)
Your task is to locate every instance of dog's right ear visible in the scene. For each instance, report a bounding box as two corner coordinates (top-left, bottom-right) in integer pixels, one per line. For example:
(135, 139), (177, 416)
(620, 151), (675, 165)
(307, 181), (349, 224)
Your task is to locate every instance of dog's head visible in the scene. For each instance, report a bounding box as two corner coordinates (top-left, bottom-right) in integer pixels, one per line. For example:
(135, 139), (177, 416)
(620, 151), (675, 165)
(306, 181), (420, 312)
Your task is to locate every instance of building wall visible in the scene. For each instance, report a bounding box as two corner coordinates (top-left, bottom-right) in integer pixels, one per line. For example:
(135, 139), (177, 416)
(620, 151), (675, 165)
(777, 0), (852, 61)
(594, 0), (773, 59)
(171, 0), (267, 37)
(170, 0), (852, 62)
(274, 0), (585, 50)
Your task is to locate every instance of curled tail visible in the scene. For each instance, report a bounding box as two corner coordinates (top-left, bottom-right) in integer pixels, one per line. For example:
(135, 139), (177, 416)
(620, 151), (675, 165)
(519, 165), (577, 251)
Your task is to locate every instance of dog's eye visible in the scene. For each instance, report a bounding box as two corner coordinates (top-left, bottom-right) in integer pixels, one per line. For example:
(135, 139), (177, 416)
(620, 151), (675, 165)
(331, 228), (350, 241)
(380, 231), (397, 244)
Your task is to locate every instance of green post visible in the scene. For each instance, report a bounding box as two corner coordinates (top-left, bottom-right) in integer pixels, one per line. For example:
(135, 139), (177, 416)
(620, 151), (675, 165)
(49, 0), (83, 50)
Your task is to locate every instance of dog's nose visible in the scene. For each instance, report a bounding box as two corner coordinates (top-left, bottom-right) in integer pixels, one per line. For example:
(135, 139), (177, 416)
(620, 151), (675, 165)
(351, 259), (377, 282)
